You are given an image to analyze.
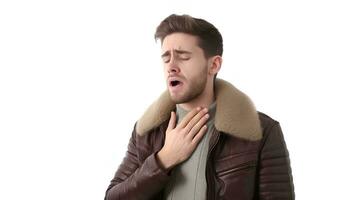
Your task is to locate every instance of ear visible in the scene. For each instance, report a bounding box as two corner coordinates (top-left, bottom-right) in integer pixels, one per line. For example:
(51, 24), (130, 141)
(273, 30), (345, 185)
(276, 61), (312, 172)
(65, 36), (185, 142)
(208, 55), (222, 76)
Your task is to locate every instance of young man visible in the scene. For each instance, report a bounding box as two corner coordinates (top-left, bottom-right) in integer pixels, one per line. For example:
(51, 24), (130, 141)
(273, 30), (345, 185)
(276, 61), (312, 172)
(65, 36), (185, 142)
(105, 14), (294, 200)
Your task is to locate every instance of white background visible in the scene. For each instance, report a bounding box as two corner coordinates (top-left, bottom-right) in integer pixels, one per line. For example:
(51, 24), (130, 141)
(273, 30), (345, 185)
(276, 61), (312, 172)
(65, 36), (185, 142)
(1, 0), (356, 199)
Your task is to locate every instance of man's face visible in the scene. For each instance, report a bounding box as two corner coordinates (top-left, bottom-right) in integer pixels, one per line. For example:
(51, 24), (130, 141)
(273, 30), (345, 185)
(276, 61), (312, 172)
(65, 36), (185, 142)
(161, 33), (209, 104)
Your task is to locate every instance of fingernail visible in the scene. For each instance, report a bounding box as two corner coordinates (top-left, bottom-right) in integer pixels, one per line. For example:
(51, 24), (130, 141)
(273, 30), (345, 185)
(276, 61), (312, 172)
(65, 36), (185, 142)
(197, 107), (201, 110)
(205, 114), (209, 118)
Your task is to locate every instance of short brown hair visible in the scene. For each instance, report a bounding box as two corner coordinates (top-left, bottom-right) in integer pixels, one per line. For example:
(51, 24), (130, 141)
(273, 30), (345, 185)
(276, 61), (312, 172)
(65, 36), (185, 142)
(154, 14), (223, 59)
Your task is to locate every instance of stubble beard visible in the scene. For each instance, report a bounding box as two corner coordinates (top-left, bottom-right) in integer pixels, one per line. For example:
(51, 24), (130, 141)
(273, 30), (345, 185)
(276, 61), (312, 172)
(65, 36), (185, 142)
(169, 67), (208, 104)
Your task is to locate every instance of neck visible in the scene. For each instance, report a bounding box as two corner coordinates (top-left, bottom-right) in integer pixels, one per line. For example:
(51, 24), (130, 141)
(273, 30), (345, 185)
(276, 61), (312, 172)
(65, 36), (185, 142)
(178, 79), (215, 110)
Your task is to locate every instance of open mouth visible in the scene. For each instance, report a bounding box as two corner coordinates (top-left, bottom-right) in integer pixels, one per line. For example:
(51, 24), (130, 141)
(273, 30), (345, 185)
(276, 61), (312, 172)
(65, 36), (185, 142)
(170, 80), (181, 87)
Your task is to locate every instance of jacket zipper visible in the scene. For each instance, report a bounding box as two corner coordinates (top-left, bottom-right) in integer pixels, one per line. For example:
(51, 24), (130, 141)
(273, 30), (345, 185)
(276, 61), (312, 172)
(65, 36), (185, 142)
(206, 129), (221, 200)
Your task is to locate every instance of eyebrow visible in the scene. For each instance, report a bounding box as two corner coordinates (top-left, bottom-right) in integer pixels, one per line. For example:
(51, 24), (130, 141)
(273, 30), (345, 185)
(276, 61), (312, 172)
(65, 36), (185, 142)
(161, 49), (192, 58)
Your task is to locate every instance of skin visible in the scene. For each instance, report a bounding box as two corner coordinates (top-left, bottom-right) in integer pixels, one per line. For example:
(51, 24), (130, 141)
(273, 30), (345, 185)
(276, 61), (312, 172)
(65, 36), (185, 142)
(156, 33), (222, 170)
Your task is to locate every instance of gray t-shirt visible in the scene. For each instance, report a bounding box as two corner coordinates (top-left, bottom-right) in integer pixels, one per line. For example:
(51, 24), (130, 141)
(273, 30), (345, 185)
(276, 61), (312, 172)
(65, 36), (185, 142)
(164, 102), (217, 200)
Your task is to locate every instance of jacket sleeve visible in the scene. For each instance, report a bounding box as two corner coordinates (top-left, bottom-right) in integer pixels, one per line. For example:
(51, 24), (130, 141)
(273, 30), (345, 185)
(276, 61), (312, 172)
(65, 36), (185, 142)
(258, 122), (295, 199)
(105, 124), (171, 200)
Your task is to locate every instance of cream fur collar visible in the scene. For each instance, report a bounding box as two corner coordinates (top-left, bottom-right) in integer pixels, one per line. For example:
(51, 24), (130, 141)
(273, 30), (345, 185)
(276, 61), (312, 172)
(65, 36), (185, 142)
(135, 79), (262, 141)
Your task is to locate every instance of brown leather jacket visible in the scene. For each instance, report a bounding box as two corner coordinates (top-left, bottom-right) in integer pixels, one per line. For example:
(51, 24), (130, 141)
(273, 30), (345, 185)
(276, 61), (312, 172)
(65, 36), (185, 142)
(105, 79), (295, 200)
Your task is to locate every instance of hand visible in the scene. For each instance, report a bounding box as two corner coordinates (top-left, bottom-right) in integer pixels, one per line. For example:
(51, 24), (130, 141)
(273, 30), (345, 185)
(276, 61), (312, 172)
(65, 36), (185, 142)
(156, 107), (210, 170)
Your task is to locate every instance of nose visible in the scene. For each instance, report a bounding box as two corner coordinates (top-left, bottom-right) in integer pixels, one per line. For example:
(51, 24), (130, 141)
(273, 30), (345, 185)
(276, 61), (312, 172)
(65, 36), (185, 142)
(167, 55), (180, 74)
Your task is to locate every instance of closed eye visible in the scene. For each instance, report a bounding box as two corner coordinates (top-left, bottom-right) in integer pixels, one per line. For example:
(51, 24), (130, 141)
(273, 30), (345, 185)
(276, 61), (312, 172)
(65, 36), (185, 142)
(161, 50), (192, 63)
(162, 56), (189, 63)
(162, 56), (170, 63)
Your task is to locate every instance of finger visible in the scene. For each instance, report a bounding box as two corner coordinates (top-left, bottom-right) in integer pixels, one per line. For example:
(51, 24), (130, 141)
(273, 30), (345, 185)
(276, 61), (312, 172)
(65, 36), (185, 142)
(167, 111), (176, 132)
(184, 108), (208, 133)
(176, 107), (202, 129)
(191, 125), (208, 145)
(187, 113), (209, 139)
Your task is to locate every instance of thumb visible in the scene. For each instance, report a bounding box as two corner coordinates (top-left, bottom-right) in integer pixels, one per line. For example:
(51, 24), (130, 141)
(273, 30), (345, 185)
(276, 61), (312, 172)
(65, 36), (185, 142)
(167, 111), (176, 132)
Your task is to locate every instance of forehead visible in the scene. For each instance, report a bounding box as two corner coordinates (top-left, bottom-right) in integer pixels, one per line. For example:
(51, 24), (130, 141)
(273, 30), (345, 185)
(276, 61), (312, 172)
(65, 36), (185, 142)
(161, 33), (200, 53)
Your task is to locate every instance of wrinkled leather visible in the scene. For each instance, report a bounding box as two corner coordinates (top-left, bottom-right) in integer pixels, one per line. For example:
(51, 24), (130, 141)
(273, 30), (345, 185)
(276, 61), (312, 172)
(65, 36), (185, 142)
(105, 112), (294, 200)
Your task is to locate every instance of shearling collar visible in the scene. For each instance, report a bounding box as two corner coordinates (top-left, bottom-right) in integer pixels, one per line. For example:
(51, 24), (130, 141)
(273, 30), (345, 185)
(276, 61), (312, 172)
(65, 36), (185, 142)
(135, 79), (262, 141)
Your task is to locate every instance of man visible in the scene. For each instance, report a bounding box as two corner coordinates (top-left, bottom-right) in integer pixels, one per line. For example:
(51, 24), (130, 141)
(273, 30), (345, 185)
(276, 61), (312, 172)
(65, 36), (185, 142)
(105, 14), (294, 200)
